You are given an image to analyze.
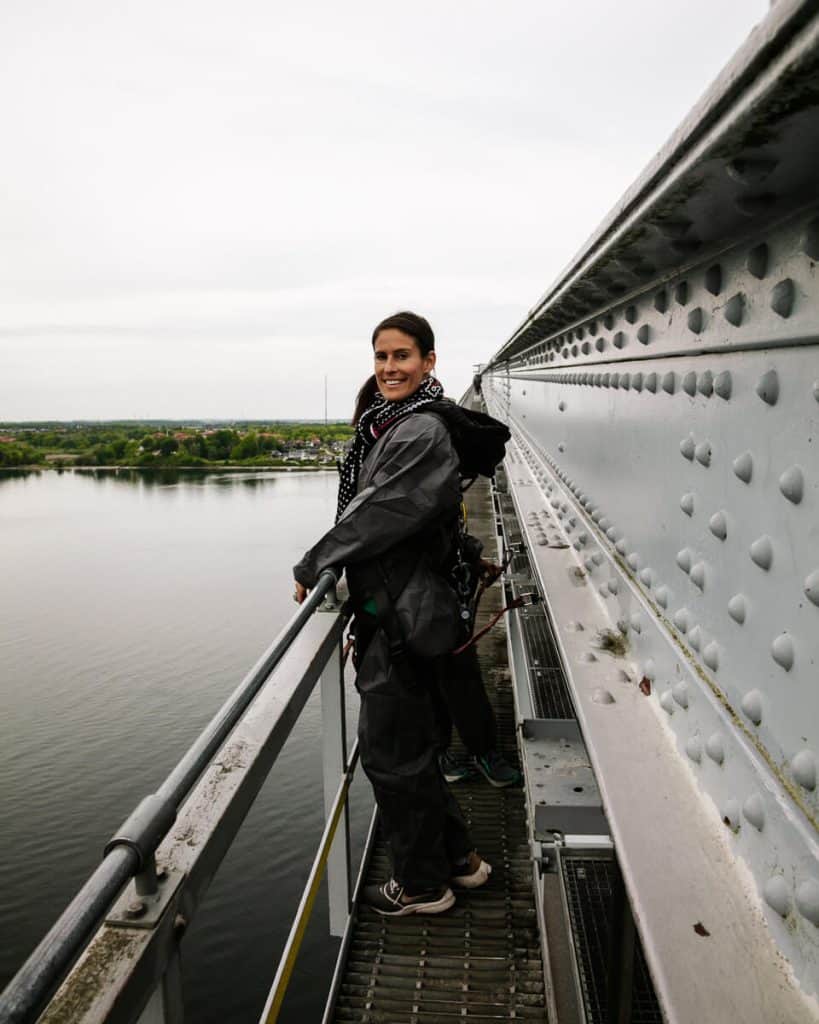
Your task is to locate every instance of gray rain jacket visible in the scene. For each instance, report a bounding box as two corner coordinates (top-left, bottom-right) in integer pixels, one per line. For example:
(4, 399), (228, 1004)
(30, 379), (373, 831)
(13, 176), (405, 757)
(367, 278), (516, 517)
(293, 412), (463, 657)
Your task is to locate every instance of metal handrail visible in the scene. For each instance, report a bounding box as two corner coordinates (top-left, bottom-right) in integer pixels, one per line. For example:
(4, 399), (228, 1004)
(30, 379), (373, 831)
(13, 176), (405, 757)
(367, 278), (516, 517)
(0, 569), (339, 1024)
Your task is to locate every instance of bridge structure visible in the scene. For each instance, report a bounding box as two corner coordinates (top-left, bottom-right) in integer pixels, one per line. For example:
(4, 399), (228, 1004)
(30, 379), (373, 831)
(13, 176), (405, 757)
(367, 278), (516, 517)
(1, 1), (818, 1022)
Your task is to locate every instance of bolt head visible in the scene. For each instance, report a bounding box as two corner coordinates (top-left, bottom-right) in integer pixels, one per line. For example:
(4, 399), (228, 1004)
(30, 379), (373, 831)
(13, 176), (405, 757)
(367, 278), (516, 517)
(126, 899), (147, 919)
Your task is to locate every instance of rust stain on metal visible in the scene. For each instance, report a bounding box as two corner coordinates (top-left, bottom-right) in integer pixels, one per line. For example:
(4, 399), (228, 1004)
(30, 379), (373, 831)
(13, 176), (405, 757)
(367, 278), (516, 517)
(40, 927), (140, 1023)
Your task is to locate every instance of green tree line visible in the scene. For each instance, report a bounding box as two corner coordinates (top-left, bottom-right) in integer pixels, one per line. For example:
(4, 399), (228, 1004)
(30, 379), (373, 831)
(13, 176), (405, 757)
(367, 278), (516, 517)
(0, 422), (353, 468)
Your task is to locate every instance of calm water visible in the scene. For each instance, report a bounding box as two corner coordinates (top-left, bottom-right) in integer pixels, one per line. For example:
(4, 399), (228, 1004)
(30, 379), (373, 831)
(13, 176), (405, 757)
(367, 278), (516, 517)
(0, 468), (371, 1022)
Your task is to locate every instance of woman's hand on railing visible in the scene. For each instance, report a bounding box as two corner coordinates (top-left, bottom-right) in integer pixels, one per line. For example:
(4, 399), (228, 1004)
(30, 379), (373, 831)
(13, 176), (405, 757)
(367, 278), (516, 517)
(294, 581), (308, 604)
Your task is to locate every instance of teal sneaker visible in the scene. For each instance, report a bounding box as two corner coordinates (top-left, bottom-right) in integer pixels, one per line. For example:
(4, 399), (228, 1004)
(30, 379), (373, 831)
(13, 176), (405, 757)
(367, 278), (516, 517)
(475, 749), (522, 788)
(439, 749), (475, 783)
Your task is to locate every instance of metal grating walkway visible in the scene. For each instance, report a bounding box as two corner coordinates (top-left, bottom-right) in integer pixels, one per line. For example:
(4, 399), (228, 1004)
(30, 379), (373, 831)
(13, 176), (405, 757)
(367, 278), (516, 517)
(562, 858), (662, 1024)
(329, 478), (546, 1022)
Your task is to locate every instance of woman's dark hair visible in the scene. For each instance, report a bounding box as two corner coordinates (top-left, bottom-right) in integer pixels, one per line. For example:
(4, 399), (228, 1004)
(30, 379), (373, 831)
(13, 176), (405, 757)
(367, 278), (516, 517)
(371, 311), (435, 356)
(352, 374), (380, 426)
(352, 311), (435, 424)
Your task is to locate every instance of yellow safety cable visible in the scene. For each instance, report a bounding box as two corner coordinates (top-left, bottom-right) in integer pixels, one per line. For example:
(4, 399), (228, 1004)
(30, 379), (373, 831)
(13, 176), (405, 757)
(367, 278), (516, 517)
(258, 751), (357, 1024)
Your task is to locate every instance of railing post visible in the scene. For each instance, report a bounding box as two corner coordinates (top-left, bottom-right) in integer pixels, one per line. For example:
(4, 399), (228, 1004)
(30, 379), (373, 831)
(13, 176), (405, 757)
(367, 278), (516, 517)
(319, 632), (351, 937)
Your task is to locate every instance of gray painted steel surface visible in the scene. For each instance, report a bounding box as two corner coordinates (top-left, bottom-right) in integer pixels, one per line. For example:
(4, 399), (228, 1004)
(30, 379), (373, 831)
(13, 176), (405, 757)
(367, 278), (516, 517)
(482, 0), (819, 1015)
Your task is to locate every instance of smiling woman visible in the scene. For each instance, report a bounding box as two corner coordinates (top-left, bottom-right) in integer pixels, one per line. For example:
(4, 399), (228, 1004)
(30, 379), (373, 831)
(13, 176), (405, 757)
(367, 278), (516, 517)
(292, 310), (493, 915)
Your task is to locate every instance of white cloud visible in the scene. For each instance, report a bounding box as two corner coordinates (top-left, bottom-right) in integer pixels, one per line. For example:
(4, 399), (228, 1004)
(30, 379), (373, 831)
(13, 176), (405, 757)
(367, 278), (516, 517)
(0, 0), (768, 418)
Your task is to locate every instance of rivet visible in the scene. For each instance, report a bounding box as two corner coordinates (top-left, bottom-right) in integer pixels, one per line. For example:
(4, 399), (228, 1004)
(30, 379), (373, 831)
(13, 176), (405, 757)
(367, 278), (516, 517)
(742, 793), (765, 830)
(741, 689), (763, 725)
(791, 750), (816, 791)
(763, 876), (790, 918)
(690, 563), (706, 590)
(558, 400), (566, 411)
(705, 733), (725, 764)
(795, 879), (819, 927)
(803, 217), (819, 261)
(726, 157), (777, 185)
(567, 621), (585, 631)
(694, 442), (711, 467)
(727, 594), (747, 624)
(602, 373), (610, 388)
(625, 305), (638, 324)
(676, 549), (693, 573)
(804, 569), (819, 607)
(673, 608), (690, 633)
(687, 307), (704, 333)
(654, 289), (668, 313)
(755, 368), (779, 405)
(595, 337), (606, 353)
(709, 511), (727, 541)
(705, 264), (723, 295)
(724, 293), (745, 327)
(631, 372), (643, 392)
(672, 682), (689, 708)
(675, 281), (689, 305)
(733, 451), (753, 483)
(592, 687), (615, 704)
(637, 324), (651, 345)
(599, 516), (610, 529)
(615, 539), (627, 555)
(591, 553), (603, 566)
(611, 373), (620, 389)
(682, 371), (697, 397)
(747, 243), (769, 279)
(703, 641), (719, 670)
(598, 585), (609, 599)
(688, 625), (702, 652)
(639, 567), (653, 586)
(697, 370), (713, 397)
(584, 558), (596, 573)
(680, 493), (695, 516)
(778, 465), (803, 504)
(581, 651), (598, 663)
(655, 585), (669, 608)
(644, 658), (656, 681)
(685, 736), (702, 763)
(613, 331), (626, 349)
(629, 613), (642, 632)
(771, 632), (794, 671)
(770, 278), (795, 319)
(750, 535), (773, 571)
(659, 690), (675, 715)
(714, 370), (732, 400)
(621, 373), (631, 390)
(680, 435), (696, 460)
(645, 372), (658, 393)
(607, 579), (619, 595)
(662, 371), (676, 394)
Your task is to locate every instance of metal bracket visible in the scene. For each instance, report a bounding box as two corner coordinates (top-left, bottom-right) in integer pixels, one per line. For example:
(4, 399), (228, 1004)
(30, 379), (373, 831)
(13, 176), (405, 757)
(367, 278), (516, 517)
(319, 580), (348, 613)
(106, 867), (185, 930)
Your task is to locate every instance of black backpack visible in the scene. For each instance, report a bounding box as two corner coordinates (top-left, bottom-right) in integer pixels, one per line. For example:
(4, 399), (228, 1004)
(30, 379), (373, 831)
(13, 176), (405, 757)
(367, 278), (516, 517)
(422, 400), (510, 483)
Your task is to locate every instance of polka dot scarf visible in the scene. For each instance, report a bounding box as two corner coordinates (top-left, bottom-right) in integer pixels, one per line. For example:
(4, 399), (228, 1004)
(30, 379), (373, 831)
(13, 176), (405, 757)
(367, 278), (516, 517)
(336, 375), (444, 522)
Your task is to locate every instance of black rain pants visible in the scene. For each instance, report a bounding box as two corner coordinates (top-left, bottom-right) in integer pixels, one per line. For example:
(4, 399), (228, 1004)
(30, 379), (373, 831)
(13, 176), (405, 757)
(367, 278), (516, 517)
(353, 613), (472, 893)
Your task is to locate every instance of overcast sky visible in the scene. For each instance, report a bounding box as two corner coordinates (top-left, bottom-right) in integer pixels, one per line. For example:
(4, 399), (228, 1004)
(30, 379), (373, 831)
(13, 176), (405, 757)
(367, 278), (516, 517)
(1, 0), (768, 421)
